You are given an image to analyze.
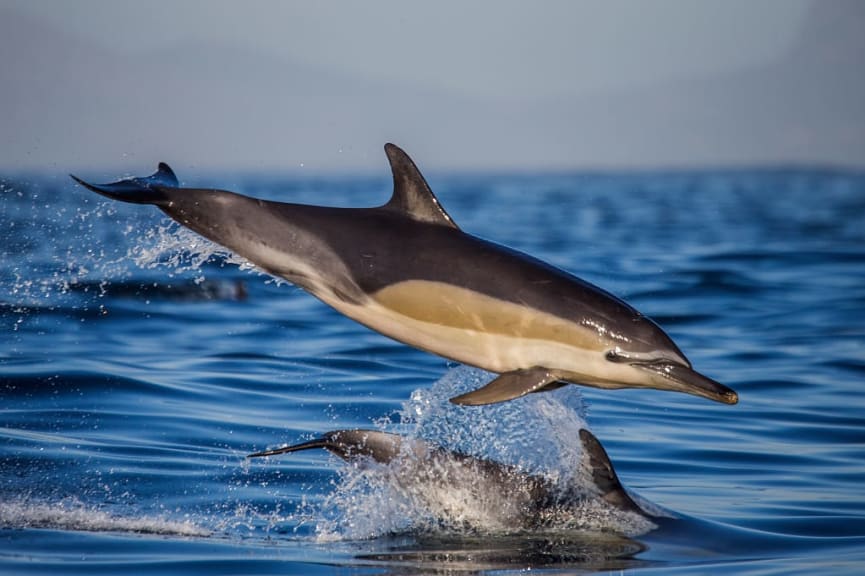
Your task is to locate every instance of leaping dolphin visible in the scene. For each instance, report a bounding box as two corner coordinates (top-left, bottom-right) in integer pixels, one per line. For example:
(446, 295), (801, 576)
(71, 144), (737, 406)
(248, 428), (663, 531)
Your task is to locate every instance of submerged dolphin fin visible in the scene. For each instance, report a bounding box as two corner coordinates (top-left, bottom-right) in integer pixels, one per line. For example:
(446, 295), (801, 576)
(247, 429), (403, 463)
(579, 429), (646, 515)
(71, 163), (178, 204)
(449, 367), (563, 406)
(382, 143), (459, 229)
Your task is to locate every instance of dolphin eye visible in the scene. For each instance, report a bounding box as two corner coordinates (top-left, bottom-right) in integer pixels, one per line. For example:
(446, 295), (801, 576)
(605, 349), (629, 363)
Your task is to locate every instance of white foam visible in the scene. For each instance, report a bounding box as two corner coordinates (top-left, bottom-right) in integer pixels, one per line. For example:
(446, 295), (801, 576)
(308, 366), (657, 540)
(2, 202), (239, 311)
(130, 222), (244, 277)
(402, 366), (588, 480)
(0, 498), (211, 537)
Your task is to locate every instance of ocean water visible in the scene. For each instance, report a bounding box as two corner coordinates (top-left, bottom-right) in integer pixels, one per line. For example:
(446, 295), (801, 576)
(1, 166), (864, 574)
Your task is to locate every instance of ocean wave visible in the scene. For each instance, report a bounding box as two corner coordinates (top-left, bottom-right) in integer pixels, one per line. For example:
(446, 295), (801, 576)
(0, 498), (210, 537)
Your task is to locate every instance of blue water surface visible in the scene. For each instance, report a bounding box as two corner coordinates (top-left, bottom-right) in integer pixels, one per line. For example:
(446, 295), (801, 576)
(1, 166), (864, 574)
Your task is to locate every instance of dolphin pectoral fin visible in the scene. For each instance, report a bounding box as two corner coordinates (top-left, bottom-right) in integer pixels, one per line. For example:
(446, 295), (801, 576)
(70, 163), (178, 204)
(579, 429), (647, 516)
(382, 143), (459, 229)
(449, 367), (562, 406)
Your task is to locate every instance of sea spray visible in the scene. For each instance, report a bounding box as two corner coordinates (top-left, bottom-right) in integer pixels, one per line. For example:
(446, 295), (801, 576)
(0, 497), (210, 537)
(305, 366), (656, 540)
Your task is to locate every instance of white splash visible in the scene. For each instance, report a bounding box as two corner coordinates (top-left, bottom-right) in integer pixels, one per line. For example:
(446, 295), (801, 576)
(127, 221), (257, 280)
(309, 366), (656, 540)
(0, 497), (211, 537)
(2, 197), (265, 316)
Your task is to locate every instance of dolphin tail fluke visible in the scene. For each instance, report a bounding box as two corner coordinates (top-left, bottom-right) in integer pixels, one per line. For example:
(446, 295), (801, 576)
(579, 429), (646, 516)
(449, 367), (562, 406)
(71, 162), (178, 204)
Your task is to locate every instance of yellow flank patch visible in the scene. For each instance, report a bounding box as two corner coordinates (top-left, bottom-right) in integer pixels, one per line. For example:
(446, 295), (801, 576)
(372, 280), (605, 351)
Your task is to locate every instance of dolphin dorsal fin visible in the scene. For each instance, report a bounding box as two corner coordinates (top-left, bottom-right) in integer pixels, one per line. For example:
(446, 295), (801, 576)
(382, 143), (459, 229)
(579, 429), (646, 515)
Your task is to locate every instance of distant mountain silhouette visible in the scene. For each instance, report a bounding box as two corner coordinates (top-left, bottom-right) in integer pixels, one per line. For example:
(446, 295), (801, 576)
(2, 1), (863, 171)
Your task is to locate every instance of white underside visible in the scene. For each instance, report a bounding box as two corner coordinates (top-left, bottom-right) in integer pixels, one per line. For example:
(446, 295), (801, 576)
(247, 244), (649, 388)
(317, 289), (646, 388)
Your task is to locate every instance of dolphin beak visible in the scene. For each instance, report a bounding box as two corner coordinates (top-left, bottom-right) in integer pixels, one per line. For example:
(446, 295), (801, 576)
(631, 360), (738, 405)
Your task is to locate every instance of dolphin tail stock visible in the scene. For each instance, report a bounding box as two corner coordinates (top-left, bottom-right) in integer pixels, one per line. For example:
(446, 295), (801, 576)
(247, 429), (404, 463)
(578, 429), (648, 516)
(449, 367), (564, 406)
(70, 162), (179, 204)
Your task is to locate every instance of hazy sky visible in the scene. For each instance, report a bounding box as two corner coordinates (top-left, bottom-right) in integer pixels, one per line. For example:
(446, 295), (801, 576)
(2, 0), (863, 172)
